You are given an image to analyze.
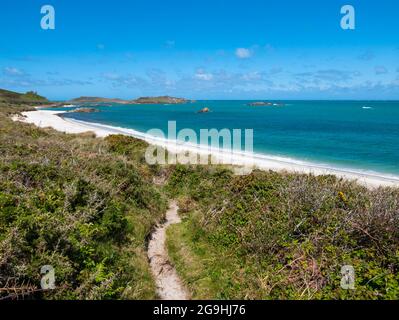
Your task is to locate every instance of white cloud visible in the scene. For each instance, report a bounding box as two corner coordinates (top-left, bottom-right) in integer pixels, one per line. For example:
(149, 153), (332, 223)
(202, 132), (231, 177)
(235, 48), (252, 59)
(264, 44), (275, 52)
(269, 67), (283, 75)
(102, 72), (121, 80)
(3, 67), (26, 76)
(295, 69), (360, 83)
(194, 70), (213, 81)
(375, 66), (388, 75)
(241, 71), (262, 81)
(357, 51), (375, 61)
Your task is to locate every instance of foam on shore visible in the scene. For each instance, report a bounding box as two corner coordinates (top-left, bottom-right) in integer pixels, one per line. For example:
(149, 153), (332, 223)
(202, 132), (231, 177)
(13, 109), (399, 188)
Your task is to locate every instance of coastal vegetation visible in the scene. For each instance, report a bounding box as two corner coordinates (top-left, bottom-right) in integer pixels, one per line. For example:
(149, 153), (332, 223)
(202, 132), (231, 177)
(0, 92), (398, 300)
(69, 97), (131, 105)
(0, 88), (191, 107)
(0, 101), (167, 299)
(0, 89), (48, 105)
(131, 96), (189, 104)
(165, 166), (399, 299)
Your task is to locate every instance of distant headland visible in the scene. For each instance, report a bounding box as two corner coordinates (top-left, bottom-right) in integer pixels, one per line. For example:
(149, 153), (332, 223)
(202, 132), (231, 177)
(0, 88), (192, 106)
(68, 95), (192, 105)
(0, 88), (49, 105)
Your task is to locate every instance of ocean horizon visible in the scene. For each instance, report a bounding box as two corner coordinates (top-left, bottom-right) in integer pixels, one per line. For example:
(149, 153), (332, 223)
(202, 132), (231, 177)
(50, 100), (399, 178)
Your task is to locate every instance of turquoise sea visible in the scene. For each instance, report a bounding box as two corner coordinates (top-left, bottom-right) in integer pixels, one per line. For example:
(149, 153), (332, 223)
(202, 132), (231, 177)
(54, 100), (399, 176)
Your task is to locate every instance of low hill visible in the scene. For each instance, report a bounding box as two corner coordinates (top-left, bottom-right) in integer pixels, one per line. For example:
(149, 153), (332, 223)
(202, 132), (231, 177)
(0, 88), (48, 104)
(69, 96), (130, 104)
(131, 96), (189, 104)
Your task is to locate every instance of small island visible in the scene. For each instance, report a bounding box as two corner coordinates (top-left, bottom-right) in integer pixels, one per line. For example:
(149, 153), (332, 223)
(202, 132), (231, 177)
(247, 101), (284, 107)
(131, 96), (190, 104)
(69, 97), (130, 105)
(69, 107), (100, 113)
(197, 107), (210, 113)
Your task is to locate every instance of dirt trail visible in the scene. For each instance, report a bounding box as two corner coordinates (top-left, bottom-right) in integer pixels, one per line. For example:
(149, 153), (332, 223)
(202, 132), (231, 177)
(147, 201), (190, 300)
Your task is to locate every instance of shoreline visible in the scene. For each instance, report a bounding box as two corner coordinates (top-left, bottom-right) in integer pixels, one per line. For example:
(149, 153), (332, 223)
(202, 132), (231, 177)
(13, 109), (399, 188)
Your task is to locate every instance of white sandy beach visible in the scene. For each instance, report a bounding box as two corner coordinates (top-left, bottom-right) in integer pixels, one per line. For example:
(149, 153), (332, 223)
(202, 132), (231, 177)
(13, 109), (399, 188)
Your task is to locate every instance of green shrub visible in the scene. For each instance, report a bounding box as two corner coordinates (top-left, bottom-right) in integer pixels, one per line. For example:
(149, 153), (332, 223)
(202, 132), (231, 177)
(166, 166), (399, 299)
(0, 109), (167, 299)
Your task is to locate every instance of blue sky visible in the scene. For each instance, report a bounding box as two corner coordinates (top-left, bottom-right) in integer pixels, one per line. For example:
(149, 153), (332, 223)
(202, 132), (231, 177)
(1, 0), (399, 100)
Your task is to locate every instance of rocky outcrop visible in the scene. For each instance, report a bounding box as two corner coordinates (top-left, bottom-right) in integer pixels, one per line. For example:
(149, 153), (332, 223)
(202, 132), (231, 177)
(197, 107), (210, 113)
(248, 101), (284, 107)
(69, 107), (100, 113)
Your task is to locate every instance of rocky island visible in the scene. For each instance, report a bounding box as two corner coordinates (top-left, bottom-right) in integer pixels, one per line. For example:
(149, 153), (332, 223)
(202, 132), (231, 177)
(247, 101), (284, 107)
(69, 97), (130, 105)
(69, 107), (100, 113)
(197, 107), (210, 113)
(131, 96), (190, 104)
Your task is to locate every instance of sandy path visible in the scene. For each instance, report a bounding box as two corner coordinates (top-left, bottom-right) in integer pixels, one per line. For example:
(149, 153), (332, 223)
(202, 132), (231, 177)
(147, 201), (190, 300)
